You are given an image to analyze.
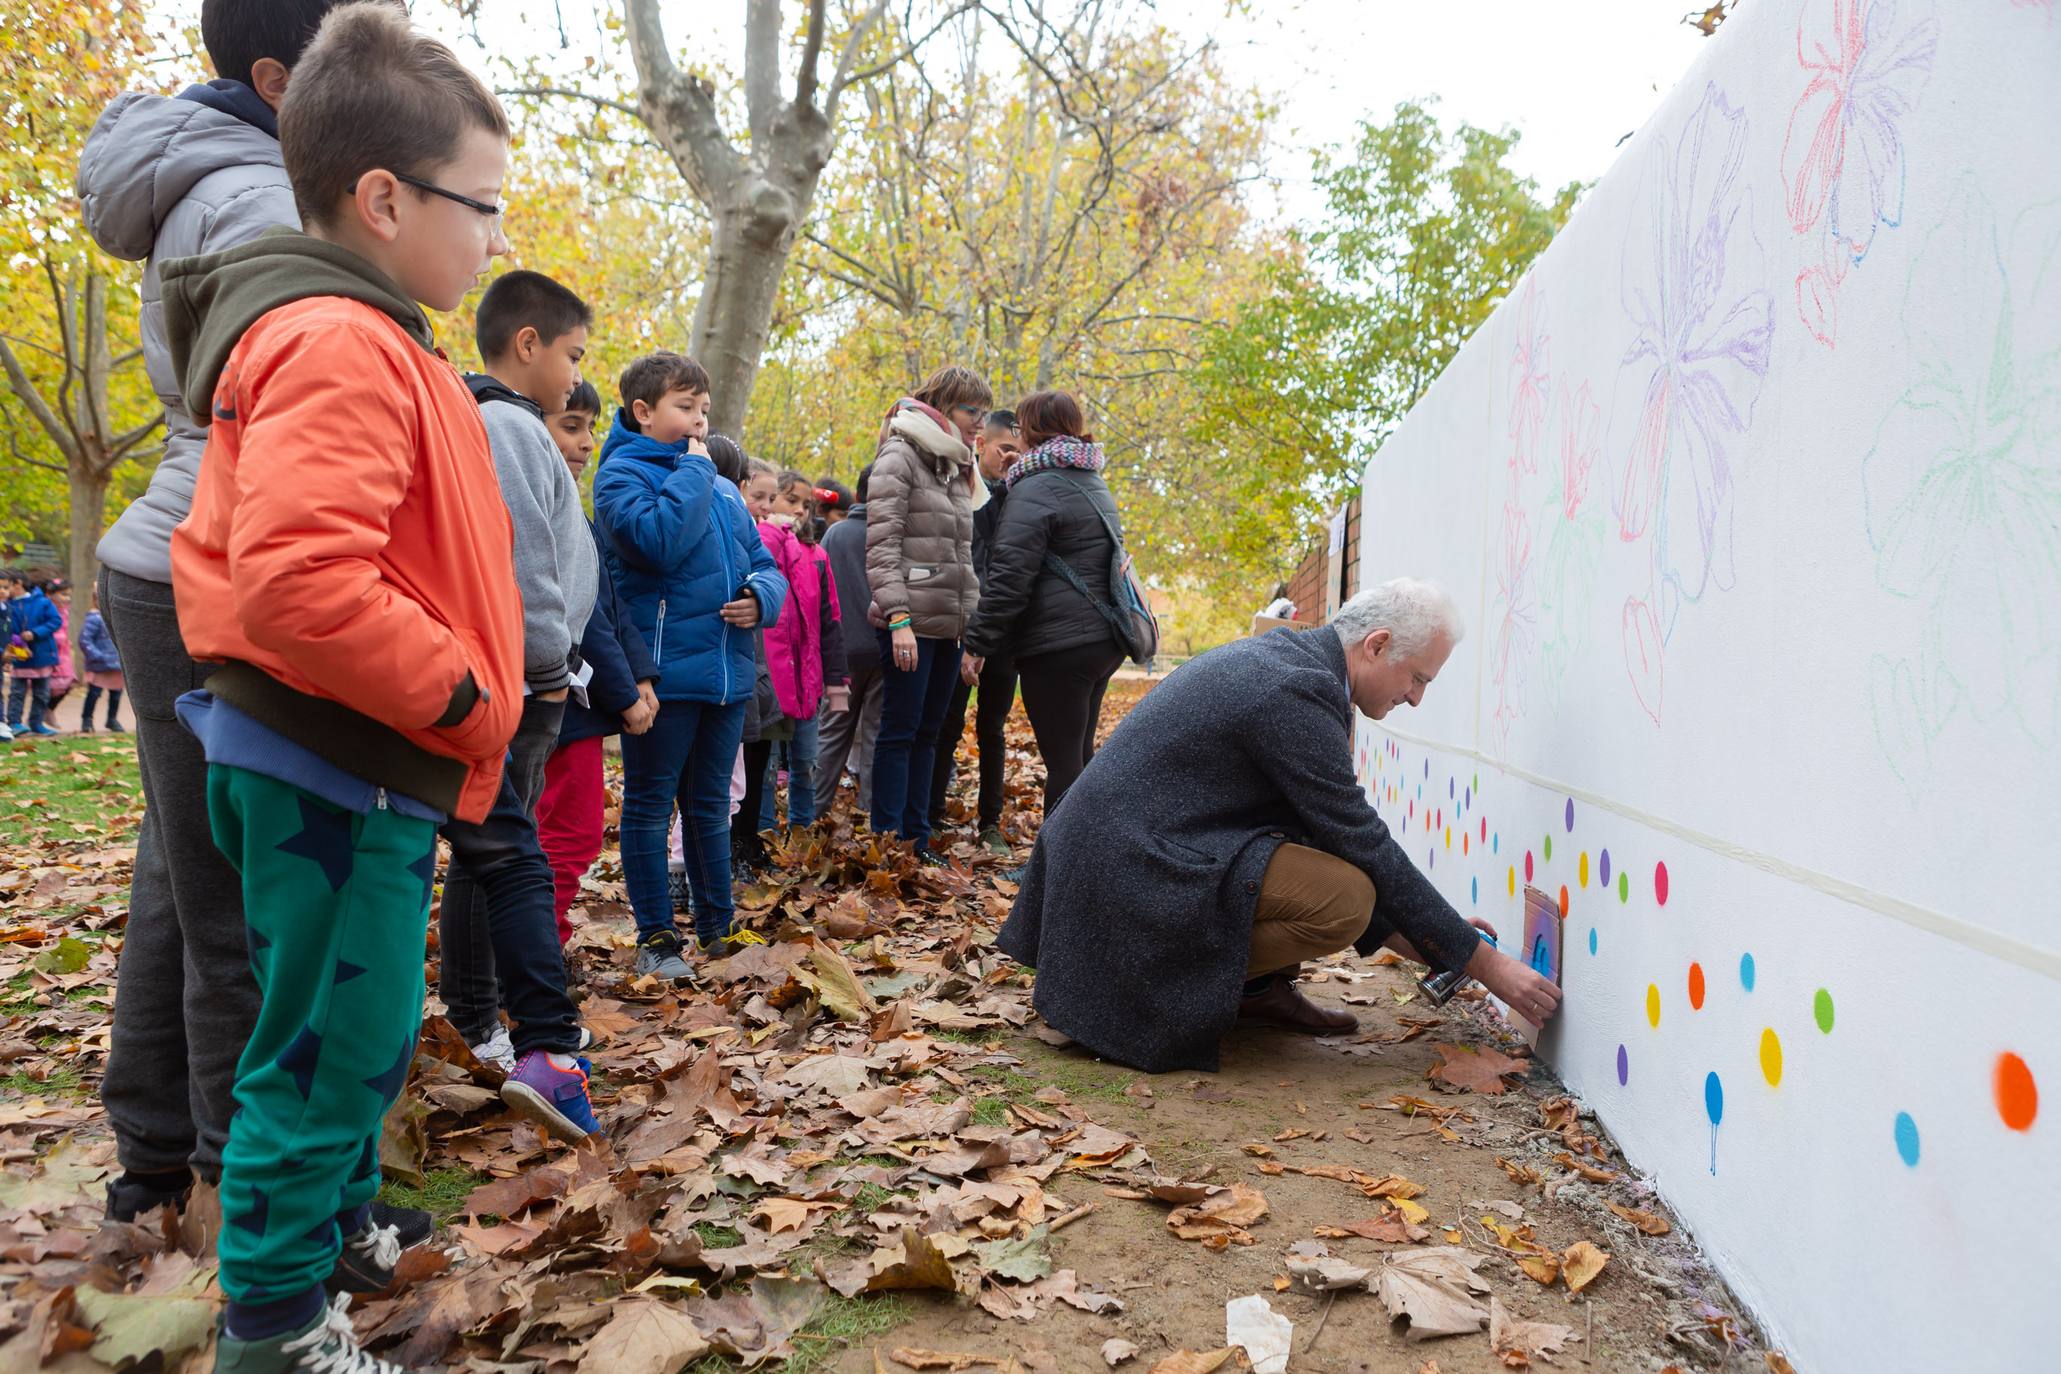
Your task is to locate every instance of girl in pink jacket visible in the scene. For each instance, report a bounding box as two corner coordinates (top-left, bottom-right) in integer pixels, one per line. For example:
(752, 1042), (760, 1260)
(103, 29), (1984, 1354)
(758, 472), (849, 828)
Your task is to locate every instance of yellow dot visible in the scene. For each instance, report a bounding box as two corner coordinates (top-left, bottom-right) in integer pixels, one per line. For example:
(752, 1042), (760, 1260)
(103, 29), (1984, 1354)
(1444, 825), (1452, 850)
(1507, 866), (1517, 897)
(1645, 984), (1661, 1028)
(1760, 1029), (1783, 1086)
(1579, 852), (1590, 888)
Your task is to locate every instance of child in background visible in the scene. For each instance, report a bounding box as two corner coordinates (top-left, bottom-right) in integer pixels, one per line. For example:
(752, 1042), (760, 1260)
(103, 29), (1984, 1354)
(45, 578), (78, 722)
(79, 590), (126, 732)
(4, 569), (64, 737)
(758, 471), (848, 831)
(592, 355), (786, 977)
(535, 381), (659, 941)
(730, 457), (786, 878)
(163, 5), (521, 1365)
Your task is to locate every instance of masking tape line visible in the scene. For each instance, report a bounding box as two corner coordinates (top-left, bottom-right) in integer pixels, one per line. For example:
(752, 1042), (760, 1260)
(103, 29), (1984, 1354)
(1372, 722), (2061, 982)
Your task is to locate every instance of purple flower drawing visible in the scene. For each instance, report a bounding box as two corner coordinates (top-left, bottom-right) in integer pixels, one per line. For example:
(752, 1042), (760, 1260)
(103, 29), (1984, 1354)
(1611, 82), (1775, 720)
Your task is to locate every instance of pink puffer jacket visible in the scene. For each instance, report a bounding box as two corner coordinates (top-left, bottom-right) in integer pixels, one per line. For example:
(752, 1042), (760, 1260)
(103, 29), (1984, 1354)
(759, 520), (841, 719)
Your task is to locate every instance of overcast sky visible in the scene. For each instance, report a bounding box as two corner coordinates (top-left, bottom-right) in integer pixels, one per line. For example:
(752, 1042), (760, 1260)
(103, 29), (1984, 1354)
(153, 0), (1711, 226)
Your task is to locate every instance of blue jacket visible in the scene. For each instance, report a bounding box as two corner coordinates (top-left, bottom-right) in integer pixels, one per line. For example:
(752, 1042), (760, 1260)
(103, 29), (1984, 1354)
(7, 589), (63, 670)
(80, 609), (121, 673)
(560, 521), (659, 745)
(591, 411), (787, 705)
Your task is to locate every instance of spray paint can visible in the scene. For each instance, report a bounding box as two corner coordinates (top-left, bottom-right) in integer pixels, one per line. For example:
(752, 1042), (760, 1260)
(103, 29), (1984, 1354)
(1417, 931), (1495, 1006)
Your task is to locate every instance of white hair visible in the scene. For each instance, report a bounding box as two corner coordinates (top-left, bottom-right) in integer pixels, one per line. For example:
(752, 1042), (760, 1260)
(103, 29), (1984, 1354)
(1331, 577), (1466, 658)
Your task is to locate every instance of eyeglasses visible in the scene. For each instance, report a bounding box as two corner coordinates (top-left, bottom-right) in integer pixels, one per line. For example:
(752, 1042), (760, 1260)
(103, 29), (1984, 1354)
(348, 172), (506, 232)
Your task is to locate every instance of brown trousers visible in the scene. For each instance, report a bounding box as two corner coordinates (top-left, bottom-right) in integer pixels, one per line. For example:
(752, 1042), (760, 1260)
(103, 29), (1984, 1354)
(1246, 843), (1375, 977)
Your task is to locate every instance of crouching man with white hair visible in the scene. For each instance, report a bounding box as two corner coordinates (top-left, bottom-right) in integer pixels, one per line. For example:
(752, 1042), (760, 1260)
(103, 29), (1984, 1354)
(997, 577), (1561, 1073)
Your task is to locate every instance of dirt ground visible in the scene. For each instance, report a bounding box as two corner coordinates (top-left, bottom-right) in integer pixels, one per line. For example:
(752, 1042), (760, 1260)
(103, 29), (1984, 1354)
(824, 955), (1776, 1374)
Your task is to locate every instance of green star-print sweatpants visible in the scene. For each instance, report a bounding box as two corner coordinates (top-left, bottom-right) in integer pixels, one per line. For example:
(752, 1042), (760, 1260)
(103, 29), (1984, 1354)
(205, 764), (436, 1303)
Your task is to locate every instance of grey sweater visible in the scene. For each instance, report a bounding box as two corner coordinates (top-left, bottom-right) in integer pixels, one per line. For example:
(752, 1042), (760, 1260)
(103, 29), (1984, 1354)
(478, 396), (598, 692)
(998, 625), (1479, 1073)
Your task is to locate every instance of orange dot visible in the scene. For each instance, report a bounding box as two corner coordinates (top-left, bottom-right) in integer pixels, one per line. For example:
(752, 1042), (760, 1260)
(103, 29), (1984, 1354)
(1996, 1052), (2038, 1131)
(1687, 962), (1706, 1010)
(1557, 885), (1569, 918)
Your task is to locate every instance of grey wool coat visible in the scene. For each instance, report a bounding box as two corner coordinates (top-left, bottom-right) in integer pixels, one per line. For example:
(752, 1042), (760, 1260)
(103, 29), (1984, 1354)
(996, 625), (1482, 1073)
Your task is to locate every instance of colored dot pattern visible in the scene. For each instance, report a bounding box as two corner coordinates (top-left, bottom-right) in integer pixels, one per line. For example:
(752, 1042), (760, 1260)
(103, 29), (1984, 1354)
(1349, 726), (2043, 1180)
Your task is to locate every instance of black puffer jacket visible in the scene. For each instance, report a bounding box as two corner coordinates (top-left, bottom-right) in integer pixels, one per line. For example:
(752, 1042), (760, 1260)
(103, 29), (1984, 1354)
(964, 467), (1123, 662)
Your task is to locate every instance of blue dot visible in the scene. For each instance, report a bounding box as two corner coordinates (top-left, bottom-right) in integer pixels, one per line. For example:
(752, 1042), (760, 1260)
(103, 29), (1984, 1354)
(1704, 1072), (1724, 1126)
(1894, 1112), (1920, 1167)
(1471, 876), (1479, 903)
(1492, 833), (1500, 854)
(1588, 927), (1598, 956)
(1739, 953), (1756, 991)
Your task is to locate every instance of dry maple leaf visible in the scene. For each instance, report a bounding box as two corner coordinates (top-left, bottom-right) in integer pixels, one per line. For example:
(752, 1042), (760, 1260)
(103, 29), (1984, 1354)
(1553, 1152), (1618, 1184)
(576, 1299), (710, 1374)
(1427, 1044), (1530, 1095)
(1495, 1157), (1544, 1189)
(1489, 1297), (1578, 1365)
(890, 1350), (1004, 1371)
(1605, 1202), (1671, 1236)
(1515, 1252), (1559, 1286)
(1315, 1209), (1428, 1244)
(1102, 1338), (1141, 1367)
(1764, 1356), (1798, 1374)
(1561, 1241), (1608, 1293)
(1371, 1247), (1491, 1340)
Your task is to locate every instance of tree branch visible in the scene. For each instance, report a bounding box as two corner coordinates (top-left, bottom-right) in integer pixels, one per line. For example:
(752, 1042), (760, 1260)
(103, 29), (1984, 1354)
(827, 0), (953, 125)
(794, 0), (829, 111)
(0, 335), (79, 464)
(744, 0), (783, 147)
(498, 85), (641, 120)
(623, 0), (742, 206)
(108, 413), (166, 464)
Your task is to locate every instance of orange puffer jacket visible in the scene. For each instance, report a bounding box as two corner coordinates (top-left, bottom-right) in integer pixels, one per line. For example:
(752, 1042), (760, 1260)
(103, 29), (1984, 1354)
(171, 296), (523, 823)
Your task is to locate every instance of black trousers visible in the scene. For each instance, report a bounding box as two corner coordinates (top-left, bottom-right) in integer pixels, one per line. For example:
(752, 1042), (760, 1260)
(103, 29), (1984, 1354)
(1015, 638), (1124, 821)
(734, 738), (775, 860)
(928, 652), (1017, 831)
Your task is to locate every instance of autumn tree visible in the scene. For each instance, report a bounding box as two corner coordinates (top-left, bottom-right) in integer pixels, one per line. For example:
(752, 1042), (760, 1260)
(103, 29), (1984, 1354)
(1187, 100), (1582, 591)
(0, 0), (170, 600)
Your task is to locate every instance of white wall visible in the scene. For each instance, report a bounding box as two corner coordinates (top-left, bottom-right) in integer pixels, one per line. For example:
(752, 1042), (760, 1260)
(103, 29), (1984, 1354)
(1350, 3), (2058, 1368)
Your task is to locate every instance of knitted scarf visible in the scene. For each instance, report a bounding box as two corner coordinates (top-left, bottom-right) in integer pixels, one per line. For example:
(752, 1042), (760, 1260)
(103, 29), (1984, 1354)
(1006, 434), (1105, 489)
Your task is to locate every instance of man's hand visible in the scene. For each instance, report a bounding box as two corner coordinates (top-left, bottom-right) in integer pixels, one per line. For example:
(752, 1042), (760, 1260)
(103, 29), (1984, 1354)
(720, 594), (760, 628)
(1469, 942), (1562, 1025)
(824, 684), (851, 714)
(961, 653), (984, 685)
(1467, 916), (1499, 942)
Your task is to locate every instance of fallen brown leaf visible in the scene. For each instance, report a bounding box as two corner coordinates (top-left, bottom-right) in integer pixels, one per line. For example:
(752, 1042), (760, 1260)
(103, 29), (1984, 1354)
(577, 1298), (710, 1374)
(889, 1349), (1004, 1371)
(1489, 1297), (1578, 1365)
(1427, 1044), (1529, 1095)
(1561, 1241), (1608, 1293)
(1146, 1351), (1239, 1374)
(1606, 1202), (1671, 1236)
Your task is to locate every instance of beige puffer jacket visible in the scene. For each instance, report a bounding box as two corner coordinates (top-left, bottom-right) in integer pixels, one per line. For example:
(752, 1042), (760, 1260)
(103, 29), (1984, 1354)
(864, 404), (987, 640)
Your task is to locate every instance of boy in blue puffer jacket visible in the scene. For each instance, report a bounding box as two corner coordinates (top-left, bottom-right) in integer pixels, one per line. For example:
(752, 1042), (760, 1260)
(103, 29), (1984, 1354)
(592, 353), (786, 980)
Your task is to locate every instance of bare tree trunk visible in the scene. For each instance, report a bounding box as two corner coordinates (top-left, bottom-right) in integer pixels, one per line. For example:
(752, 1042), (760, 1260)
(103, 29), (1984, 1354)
(67, 461), (109, 638)
(623, 0), (914, 438)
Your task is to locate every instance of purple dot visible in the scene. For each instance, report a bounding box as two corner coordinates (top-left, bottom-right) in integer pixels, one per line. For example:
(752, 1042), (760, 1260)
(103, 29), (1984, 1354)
(1599, 849), (1611, 885)
(1427, 847), (1435, 869)
(1565, 798), (1575, 832)
(1464, 787), (1471, 809)
(1616, 1044), (1629, 1085)
(1424, 760), (1430, 778)
(1449, 778), (1455, 799)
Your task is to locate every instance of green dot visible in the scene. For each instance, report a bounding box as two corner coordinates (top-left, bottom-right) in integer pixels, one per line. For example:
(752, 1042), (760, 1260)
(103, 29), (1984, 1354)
(1813, 988), (1835, 1034)
(1618, 872), (1629, 902)
(1543, 835), (1553, 862)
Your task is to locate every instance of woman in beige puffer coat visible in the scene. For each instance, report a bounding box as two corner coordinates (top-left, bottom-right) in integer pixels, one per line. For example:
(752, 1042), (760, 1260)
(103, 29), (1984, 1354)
(864, 364), (993, 853)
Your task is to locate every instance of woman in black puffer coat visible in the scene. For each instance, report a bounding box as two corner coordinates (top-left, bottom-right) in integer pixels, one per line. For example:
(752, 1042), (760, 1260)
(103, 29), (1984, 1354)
(962, 390), (1127, 822)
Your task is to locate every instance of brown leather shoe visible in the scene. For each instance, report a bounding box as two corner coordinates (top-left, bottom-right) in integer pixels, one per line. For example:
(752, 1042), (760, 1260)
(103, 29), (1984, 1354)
(1236, 973), (1358, 1034)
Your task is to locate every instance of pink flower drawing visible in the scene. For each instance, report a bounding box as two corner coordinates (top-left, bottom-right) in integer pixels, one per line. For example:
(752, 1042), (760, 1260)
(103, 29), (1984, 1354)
(1507, 279), (1551, 473)
(1780, 0), (1938, 345)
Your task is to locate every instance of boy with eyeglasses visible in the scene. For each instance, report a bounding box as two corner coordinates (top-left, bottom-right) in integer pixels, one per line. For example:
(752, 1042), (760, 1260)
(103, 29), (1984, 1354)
(161, 5), (524, 1369)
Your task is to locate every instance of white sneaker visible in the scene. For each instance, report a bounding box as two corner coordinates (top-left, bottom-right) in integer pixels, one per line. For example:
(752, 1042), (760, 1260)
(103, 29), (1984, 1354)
(0, 722), (12, 742)
(469, 1025), (516, 1073)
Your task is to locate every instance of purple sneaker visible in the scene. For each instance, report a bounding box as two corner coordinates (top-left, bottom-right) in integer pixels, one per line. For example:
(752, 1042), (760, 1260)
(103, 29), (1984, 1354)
(500, 1051), (599, 1142)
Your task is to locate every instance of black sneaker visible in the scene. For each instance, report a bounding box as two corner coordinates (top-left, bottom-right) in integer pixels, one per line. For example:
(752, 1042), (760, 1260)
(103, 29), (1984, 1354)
(324, 1217), (404, 1294)
(368, 1199), (433, 1249)
(216, 1292), (411, 1374)
(635, 929), (697, 983)
(666, 865), (690, 907)
(106, 1169), (193, 1223)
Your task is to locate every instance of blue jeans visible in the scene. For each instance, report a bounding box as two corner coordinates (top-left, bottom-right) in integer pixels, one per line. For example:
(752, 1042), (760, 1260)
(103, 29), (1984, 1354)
(759, 713), (822, 829)
(8, 675), (52, 730)
(620, 698), (746, 944)
(869, 633), (962, 847)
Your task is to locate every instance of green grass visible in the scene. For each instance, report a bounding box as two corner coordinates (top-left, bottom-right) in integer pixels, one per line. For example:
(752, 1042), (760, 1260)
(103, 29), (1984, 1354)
(969, 1096), (1012, 1127)
(0, 1066), (85, 1100)
(377, 1167), (486, 1227)
(683, 1294), (910, 1374)
(694, 1222), (744, 1249)
(847, 1182), (901, 1214)
(0, 734), (142, 836)
(931, 1026), (1008, 1046)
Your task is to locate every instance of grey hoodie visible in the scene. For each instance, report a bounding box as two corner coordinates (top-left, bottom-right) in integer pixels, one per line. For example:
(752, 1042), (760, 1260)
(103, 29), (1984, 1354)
(78, 85), (298, 584)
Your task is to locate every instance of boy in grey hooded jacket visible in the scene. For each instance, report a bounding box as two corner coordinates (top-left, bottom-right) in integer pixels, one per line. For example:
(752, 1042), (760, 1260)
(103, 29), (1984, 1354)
(74, 0), (435, 1247)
